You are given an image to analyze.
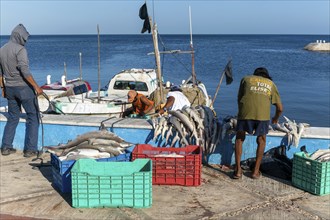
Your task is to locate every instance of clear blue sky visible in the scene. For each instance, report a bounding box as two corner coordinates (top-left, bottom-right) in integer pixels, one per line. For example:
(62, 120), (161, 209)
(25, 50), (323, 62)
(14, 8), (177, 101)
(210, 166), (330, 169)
(1, 0), (329, 35)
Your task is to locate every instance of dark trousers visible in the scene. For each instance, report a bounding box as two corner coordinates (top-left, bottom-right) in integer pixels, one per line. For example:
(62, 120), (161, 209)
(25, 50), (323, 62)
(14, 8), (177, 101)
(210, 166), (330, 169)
(1, 86), (40, 152)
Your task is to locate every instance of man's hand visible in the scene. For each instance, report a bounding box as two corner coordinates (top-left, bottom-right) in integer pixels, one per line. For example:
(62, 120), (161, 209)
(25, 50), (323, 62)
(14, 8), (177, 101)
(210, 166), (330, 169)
(157, 108), (165, 115)
(1, 87), (5, 98)
(35, 87), (43, 96)
(271, 117), (279, 124)
(272, 103), (283, 124)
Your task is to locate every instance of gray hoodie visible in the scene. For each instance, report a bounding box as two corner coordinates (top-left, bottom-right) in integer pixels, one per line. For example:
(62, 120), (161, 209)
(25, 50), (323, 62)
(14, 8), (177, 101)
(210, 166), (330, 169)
(0, 24), (33, 87)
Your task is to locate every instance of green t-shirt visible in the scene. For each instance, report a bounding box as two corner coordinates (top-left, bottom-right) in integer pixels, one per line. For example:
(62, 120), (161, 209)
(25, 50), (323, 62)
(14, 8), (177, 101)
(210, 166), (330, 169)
(237, 75), (281, 120)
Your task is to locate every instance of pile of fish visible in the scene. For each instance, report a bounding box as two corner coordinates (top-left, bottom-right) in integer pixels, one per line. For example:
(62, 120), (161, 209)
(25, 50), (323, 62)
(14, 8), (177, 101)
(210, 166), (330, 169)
(269, 116), (308, 147)
(221, 115), (308, 148)
(309, 149), (330, 162)
(220, 115), (237, 140)
(151, 105), (222, 156)
(44, 129), (133, 161)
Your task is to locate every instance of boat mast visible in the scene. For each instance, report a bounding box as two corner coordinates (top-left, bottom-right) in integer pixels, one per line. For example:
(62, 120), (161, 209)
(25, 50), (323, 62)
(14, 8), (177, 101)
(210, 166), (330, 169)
(97, 24), (101, 103)
(150, 17), (164, 104)
(79, 52), (84, 103)
(63, 62), (67, 85)
(189, 6), (196, 85)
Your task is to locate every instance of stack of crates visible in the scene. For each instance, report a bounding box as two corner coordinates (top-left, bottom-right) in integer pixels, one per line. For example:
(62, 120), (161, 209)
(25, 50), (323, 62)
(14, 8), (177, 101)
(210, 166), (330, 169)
(71, 158), (152, 208)
(292, 152), (330, 195)
(132, 144), (202, 186)
(51, 146), (133, 193)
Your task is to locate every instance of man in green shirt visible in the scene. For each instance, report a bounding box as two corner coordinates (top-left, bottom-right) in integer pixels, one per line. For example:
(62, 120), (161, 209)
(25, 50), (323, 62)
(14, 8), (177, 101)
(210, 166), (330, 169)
(233, 67), (283, 179)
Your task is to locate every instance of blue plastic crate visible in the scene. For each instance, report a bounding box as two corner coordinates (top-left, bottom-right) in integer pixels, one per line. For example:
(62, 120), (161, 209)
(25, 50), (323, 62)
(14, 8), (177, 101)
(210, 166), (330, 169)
(51, 153), (74, 175)
(51, 146), (134, 193)
(51, 146), (134, 175)
(52, 167), (71, 193)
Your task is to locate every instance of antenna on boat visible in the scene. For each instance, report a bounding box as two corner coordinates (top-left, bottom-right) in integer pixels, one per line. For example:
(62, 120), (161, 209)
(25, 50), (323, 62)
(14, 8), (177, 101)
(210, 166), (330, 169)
(63, 62), (67, 85)
(189, 6), (197, 85)
(97, 24), (101, 103)
(79, 52), (82, 81)
(79, 52), (84, 103)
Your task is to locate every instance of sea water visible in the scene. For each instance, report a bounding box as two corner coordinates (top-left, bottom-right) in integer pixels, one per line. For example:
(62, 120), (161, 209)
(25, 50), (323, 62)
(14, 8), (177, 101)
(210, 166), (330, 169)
(0, 34), (329, 127)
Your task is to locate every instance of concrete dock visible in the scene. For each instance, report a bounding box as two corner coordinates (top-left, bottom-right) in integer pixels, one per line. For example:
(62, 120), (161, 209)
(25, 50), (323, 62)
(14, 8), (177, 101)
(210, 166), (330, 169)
(0, 151), (329, 220)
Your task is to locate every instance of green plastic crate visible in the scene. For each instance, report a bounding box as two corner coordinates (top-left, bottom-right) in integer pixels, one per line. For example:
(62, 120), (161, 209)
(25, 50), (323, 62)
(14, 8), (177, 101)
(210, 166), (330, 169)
(292, 152), (330, 196)
(71, 159), (152, 208)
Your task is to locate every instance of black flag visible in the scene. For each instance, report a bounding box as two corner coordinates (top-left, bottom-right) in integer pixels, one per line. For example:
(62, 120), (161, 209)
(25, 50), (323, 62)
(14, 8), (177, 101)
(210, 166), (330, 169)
(139, 3), (151, 33)
(224, 60), (233, 85)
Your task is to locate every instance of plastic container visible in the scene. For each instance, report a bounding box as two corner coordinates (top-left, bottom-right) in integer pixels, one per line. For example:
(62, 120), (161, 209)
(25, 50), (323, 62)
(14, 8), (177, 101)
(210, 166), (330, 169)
(51, 146), (134, 193)
(51, 146), (134, 175)
(52, 167), (71, 193)
(132, 144), (202, 186)
(71, 159), (152, 208)
(292, 152), (330, 196)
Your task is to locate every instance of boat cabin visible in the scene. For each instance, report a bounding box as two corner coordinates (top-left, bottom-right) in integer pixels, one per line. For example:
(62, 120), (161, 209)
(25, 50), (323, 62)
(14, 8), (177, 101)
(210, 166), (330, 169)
(104, 68), (158, 101)
(87, 68), (158, 102)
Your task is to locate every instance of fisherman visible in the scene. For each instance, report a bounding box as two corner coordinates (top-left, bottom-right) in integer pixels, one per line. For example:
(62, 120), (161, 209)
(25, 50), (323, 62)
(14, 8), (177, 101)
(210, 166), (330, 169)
(0, 24), (43, 157)
(233, 67), (283, 179)
(158, 85), (191, 115)
(122, 90), (155, 118)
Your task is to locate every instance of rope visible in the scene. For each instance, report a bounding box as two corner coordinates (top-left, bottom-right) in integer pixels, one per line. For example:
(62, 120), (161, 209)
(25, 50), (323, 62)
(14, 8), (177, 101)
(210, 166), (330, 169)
(31, 92), (65, 164)
(41, 92), (66, 115)
(31, 94), (44, 164)
(157, 34), (193, 77)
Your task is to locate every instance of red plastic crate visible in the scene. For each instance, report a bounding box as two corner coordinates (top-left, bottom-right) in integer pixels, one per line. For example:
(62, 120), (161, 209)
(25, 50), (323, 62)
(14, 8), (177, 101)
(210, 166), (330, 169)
(132, 144), (202, 186)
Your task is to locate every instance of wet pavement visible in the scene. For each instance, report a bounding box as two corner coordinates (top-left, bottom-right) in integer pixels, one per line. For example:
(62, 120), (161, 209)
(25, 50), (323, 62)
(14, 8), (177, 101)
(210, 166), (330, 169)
(0, 151), (329, 220)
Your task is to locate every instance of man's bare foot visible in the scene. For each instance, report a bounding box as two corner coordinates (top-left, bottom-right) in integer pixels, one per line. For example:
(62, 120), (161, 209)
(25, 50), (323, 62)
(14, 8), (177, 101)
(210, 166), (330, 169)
(251, 171), (262, 179)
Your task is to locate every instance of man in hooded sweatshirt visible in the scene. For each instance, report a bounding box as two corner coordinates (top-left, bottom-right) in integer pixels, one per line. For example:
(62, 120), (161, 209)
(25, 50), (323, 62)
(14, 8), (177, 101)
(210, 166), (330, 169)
(0, 24), (43, 157)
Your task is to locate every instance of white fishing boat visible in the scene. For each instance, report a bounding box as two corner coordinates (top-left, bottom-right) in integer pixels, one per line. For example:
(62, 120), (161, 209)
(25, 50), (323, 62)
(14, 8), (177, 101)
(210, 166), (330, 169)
(50, 68), (159, 116)
(0, 75), (92, 114)
(49, 69), (212, 116)
(37, 75), (92, 113)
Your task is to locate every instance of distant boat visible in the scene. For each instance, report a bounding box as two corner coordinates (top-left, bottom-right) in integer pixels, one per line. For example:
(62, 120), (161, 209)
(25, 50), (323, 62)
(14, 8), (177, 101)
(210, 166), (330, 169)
(304, 40), (330, 52)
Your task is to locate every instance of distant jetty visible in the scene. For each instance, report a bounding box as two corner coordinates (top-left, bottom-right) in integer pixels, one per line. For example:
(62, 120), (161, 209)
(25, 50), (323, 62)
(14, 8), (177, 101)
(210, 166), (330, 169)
(304, 40), (330, 52)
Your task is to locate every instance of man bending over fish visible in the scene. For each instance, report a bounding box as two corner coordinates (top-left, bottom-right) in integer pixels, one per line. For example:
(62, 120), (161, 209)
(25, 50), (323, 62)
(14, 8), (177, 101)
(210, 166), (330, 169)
(233, 67), (283, 180)
(158, 85), (191, 115)
(122, 90), (155, 118)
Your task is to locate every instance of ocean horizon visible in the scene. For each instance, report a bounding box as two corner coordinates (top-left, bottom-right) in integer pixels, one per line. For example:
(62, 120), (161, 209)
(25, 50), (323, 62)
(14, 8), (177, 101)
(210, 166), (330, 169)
(1, 34), (329, 127)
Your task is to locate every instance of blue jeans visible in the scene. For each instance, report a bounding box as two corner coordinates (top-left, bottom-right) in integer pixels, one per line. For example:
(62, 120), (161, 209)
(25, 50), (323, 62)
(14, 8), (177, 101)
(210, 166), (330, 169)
(1, 86), (40, 152)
